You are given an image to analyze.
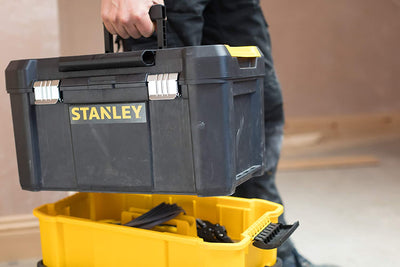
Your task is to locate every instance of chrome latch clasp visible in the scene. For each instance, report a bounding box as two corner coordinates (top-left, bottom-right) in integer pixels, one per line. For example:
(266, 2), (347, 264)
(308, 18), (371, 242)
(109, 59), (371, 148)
(147, 73), (179, 100)
(33, 80), (60, 105)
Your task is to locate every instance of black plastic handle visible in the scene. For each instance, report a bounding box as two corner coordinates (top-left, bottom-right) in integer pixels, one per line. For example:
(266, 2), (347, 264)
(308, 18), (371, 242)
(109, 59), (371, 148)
(149, 4), (167, 49)
(253, 221), (299, 250)
(58, 50), (155, 72)
(104, 4), (167, 53)
(104, 24), (114, 53)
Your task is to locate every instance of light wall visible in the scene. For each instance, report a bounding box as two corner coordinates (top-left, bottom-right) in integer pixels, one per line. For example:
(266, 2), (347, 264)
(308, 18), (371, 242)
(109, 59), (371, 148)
(262, 0), (400, 117)
(58, 0), (103, 56)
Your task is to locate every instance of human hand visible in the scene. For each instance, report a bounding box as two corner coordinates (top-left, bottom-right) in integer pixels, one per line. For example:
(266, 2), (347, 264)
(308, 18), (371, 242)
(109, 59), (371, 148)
(101, 0), (164, 39)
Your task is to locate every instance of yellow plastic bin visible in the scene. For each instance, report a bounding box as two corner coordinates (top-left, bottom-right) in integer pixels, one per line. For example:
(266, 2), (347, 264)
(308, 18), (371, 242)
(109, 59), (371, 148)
(34, 193), (292, 267)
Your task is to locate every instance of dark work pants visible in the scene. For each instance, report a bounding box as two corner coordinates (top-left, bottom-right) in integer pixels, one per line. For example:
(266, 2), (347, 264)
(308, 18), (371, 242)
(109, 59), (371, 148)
(122, 1), (300, 266)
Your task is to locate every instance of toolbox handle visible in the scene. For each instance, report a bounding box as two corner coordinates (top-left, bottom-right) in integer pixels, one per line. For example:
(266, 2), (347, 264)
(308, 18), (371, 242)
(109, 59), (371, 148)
(104, 4), (167, 53)
(58, 50), (155, 72)
(60, 6), (166, 72)
(252, 221), (299, 250)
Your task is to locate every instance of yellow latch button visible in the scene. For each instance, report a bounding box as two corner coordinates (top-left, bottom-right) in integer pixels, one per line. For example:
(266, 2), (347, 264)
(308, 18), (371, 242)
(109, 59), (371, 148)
(225, 45), (261, 58)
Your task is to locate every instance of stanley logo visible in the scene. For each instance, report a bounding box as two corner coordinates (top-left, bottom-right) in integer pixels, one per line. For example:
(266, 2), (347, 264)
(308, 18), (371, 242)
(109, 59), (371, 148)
(69, 103), (146, 124)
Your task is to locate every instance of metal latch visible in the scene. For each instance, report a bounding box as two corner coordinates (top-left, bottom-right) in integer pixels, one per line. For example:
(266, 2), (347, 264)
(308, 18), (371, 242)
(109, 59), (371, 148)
(33, 80), (60, 105)
(147, 73), (179, 100)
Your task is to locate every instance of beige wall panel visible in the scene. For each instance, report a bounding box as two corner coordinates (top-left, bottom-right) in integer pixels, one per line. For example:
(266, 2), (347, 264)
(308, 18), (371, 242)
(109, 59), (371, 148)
(261, 0), (400, 117)
(0, 0), (67, 216)
(58, 0), (103, 55)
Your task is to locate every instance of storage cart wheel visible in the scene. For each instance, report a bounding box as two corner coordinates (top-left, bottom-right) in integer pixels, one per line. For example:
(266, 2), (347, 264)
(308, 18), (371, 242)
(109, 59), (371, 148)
(37, 260), (46, 267)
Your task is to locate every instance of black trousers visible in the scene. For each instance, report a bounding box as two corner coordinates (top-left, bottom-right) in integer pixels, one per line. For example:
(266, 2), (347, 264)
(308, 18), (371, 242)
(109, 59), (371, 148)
(122, 1), (300, 266)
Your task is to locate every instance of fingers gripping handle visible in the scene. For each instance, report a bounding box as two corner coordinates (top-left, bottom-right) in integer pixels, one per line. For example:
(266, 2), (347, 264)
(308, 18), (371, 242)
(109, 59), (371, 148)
(103, 4), (167, 53)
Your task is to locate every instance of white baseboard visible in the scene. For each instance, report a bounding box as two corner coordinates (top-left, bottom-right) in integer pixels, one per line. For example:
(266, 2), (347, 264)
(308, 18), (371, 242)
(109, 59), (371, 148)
(0, 214), (42, 261)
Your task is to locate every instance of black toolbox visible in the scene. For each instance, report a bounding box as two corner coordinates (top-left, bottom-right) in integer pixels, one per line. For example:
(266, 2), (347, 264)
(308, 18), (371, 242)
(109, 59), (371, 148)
(5, 6), (266, 196)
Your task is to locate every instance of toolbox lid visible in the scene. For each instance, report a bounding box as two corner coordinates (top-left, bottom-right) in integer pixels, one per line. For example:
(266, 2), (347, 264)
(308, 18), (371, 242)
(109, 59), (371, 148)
(5, 45), (264, 94)
(182, 45), (265, 82)
(5, 50), (155, 93)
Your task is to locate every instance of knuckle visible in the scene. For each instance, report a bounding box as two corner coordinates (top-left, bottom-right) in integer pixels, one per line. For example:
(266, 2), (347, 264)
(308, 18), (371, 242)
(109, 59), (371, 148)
(131, 10), (147, 22)
(109, 15), (117, 25)
(130, 30), (141, 39)
(119, 16), (129, 26)
(142, 30), (152, 38)
(120, 32), (130, 39)
(129, 29), (141, 39)
(115, 12), (125, 24)
(101, 12), (110, 22)
(131, 13), (141, 22)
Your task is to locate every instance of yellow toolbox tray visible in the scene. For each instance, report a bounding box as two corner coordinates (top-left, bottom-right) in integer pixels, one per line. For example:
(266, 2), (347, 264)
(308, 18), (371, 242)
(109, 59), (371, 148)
(34, 193), (287, 267)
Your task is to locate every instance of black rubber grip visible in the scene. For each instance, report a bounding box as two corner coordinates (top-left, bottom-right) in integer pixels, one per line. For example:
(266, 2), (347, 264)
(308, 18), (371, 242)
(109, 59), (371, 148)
(253, 221), (299, 250)
(149, 5), (167, 49)
(104, 24), (114, 53)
